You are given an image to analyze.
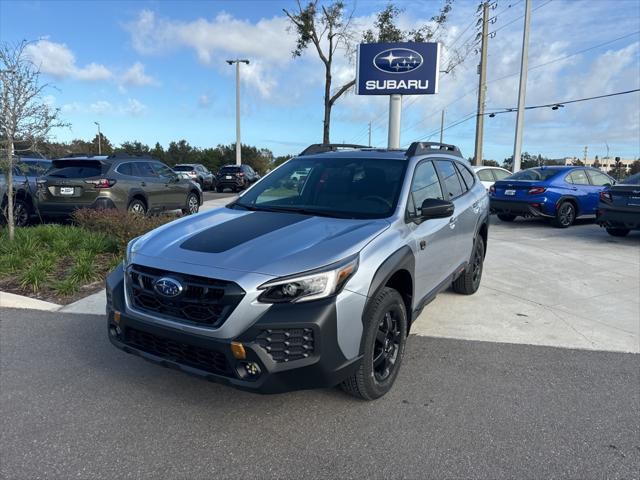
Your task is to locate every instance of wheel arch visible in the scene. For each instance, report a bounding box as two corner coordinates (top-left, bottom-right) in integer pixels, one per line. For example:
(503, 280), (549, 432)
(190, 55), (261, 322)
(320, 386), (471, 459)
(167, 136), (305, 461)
(556, 195), (580, 216)
(366, 246), (415, 331)
(127, 189), (148, 209)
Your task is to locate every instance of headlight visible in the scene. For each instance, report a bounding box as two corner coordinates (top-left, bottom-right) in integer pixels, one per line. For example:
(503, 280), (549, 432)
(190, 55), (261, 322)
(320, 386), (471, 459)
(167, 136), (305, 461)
(257, 255), (359, 303)
(124, 236), (141, 266)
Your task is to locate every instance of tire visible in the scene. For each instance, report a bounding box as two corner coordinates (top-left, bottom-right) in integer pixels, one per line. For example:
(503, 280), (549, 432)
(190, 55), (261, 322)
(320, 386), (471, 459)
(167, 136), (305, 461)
(606, 228), (630, 237)
(11, 199), (31, 227)
(497, 213), (516, 222)
(552, 201), (576, 228)
(182, 192), (200, 215)
(216, 186), (223, 193)
(452, 235), (485, 295)
(127, 198), (147, 215)
(341, 287), (408, 400)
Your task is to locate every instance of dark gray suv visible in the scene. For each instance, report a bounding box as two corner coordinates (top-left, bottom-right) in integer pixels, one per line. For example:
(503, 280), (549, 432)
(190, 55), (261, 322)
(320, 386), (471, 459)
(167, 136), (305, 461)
(37, 155), (203, 217)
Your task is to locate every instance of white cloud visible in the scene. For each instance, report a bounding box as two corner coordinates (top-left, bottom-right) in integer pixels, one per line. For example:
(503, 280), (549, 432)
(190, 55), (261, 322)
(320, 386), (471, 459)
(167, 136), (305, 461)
(123, 98), (147, 116)
(121, 62), (157, 86)
(90, 100), (113, 114)
(198, 94), (211, 108)
(25, 40), (112, 81)
(60, 98), (148, 117)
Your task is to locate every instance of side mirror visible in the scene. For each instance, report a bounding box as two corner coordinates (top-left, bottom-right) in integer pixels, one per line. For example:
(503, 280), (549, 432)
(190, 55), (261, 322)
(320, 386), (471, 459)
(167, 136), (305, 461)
(420, 198), (455, 220)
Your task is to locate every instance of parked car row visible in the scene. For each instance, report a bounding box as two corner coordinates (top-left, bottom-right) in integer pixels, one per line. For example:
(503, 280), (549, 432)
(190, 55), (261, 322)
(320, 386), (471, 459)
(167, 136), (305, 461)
(1, 155), (265, 224)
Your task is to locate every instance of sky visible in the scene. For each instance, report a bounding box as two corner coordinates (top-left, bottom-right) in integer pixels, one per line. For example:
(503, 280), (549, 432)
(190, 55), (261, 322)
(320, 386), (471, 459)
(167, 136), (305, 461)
(1, 0), (639, 161)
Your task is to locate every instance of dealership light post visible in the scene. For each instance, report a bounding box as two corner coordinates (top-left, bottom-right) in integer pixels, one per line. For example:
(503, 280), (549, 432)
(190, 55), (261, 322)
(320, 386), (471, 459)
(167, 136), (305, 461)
(226, 59), (250, 166)
(93, 121), (101, 155)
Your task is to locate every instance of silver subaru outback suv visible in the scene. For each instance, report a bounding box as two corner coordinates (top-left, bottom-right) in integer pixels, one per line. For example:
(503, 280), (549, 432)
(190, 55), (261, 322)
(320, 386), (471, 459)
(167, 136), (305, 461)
(106, 142), (489, 400)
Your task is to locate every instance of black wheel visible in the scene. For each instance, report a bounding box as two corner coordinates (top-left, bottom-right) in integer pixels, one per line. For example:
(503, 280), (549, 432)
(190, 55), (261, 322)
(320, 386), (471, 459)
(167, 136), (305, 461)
(606, 228), (630, 237)
(552, 201), (576, 228)
(452, 235), (485, 295)
(341, 287), (408, 400)
(127, 198), (147, 215)
(11, 199), (31, 227)
(216, 186), (223, 193)
(497, 213), (516, 222)
(182, 192), (199, 215)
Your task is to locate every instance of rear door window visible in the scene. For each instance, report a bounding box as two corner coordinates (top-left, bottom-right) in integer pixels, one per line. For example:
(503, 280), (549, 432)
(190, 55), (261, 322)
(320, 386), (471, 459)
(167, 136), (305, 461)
(477, 169), (494, 182)
(434, 160), (464, 199)
(47, 160), (104, 178)
(456, 163), (475, 189)
(566, 169), (590, 185)
(586, 170), (613, 186)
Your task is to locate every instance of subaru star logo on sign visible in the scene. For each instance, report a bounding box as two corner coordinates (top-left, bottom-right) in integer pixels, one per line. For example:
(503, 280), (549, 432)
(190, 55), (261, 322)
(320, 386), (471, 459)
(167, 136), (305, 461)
(356, 42), (440, 95)
(154, 277), (183, 297)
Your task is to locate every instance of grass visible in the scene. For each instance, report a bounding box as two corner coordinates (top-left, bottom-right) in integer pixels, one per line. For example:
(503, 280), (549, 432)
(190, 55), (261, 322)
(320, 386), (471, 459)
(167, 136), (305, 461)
(0, 224), (122, 302)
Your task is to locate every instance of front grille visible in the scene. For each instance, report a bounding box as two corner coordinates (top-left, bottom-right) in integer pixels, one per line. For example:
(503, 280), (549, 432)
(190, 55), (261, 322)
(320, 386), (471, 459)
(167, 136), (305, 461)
(124, 327), (231, 376)
(127, 264), (245, 327)
(255, 328), (315, 363)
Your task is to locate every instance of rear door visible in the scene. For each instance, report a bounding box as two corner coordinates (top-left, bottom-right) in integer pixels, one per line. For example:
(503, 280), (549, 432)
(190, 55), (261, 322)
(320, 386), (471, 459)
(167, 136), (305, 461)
(565, 169), (594, 214)
(136, 162), (166, 211)
(407, 160), (454, 298)
(42, 160), (107, 207)
(152, 162), (185, 208)
(585, 169), (615, 213)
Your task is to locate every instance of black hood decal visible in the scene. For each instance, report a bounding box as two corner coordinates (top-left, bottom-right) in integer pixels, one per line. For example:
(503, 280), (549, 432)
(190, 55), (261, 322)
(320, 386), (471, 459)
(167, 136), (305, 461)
(180, 211), (310, 253)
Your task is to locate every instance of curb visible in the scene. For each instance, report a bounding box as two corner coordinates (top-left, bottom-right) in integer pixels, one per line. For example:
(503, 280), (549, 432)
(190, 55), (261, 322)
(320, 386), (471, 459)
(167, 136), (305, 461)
(1, 289), (106, 315)
(0, 291), (61, 312)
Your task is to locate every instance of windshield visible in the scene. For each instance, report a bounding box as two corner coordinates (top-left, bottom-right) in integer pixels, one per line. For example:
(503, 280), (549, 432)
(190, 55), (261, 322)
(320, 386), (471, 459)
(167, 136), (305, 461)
(507, 168), (561, 181)
(233, 157), (407, 219)
(621, 172), (640, 185)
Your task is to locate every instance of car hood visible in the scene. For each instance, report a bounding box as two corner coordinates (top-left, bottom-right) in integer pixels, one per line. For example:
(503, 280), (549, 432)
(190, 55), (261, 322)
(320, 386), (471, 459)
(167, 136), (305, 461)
(130, 207), (390, 278)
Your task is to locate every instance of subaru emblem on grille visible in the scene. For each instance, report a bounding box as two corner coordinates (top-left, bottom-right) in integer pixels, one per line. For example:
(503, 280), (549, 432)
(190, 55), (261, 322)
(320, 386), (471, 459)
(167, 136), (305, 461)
(154, 277), (183, 297)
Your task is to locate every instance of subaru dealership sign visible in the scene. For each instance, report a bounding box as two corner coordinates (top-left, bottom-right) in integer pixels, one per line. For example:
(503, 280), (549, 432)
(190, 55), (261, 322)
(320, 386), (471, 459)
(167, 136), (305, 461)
(356, 42), (441, 95)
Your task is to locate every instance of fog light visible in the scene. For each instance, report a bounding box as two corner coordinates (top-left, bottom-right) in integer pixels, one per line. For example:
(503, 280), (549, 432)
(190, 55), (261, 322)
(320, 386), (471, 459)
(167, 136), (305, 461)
(244, 362), (261, 377)
(109, 325), (122, 337)
(230, 341), (246, 359)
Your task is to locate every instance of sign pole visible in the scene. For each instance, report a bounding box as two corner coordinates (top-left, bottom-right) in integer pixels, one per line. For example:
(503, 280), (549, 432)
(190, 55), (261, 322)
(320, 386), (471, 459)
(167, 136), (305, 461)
(388, 94), (402, 149)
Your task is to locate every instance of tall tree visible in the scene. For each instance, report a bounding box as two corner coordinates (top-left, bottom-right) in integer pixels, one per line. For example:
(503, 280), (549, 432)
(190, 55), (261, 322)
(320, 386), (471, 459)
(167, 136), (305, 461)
(1, 41), (66, 240)
(284, 1), (455, 144)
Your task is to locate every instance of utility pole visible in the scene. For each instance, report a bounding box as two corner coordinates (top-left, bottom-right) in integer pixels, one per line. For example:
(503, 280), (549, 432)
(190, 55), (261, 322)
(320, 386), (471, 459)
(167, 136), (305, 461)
(583, 146), (588, 164)
(226, 59), (250, 165)
(94, 121), (101, 155)
(473, 2), (490, 166)
(512, 0), (532, 173)
(388, 95), (402, 149)
(368, 121), (372, 147)
(439, 109), (445, 143)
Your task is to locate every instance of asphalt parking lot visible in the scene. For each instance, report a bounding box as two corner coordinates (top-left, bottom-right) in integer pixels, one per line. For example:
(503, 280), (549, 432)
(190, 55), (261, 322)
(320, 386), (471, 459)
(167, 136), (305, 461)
(1, 217), (639, 479)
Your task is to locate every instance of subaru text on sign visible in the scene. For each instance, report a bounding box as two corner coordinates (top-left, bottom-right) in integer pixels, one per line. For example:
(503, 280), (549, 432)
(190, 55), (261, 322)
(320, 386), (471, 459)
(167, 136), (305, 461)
(356, 42), (441, 95)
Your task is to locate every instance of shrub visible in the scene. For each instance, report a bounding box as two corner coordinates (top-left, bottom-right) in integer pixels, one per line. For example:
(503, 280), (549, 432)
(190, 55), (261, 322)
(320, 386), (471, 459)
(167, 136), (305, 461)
(72, 209), (180, 251)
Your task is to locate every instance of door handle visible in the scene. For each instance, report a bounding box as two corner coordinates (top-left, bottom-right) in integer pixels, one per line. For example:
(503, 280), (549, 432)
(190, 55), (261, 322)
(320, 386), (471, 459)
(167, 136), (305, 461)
(449, 217), (457, 229)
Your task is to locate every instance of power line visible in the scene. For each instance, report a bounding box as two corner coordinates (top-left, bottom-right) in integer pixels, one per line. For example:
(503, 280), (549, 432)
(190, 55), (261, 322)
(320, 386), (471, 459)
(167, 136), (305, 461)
(490, 0), (553, 36)
(492, 0), (524, 18)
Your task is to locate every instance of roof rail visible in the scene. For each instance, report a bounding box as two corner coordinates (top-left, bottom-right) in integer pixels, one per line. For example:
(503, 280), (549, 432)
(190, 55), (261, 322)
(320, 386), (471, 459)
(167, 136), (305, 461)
(107, 152), (154, 159)
(405, 142), (462, 158)
(299, 143), (370, 156)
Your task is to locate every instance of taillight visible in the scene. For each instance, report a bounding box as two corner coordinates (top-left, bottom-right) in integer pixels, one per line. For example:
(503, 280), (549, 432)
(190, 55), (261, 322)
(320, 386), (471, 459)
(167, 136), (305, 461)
(190, 171), (196, 175)
(528, 187), (546, 195)
(85, 179), (116, 188)
(237, 172), (244, 177)
(489, 185), (496, 194)
(599, 191), (612, 202)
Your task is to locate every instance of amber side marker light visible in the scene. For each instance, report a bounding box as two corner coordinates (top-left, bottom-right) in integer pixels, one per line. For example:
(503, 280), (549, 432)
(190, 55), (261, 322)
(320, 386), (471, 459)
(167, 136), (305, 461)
(230, 342), (246, 360)
(113, 311), (121, 324)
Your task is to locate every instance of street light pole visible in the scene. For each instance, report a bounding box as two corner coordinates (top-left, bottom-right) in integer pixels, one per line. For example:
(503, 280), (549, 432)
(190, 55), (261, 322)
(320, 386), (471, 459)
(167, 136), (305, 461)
(226, 59), (250, 166)
(512, 0), (532, 173)
(94, 121), (101, 155)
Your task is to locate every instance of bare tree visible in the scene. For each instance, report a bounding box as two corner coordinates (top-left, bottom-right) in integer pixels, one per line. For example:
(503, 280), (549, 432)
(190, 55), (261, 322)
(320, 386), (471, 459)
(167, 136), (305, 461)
(1, 41), (66, 240)
(284, 1), (456, 144)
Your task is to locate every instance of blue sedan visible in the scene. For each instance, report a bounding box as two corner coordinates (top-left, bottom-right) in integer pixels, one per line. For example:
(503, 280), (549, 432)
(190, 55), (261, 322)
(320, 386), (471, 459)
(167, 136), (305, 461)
(489, 166), (615, 228)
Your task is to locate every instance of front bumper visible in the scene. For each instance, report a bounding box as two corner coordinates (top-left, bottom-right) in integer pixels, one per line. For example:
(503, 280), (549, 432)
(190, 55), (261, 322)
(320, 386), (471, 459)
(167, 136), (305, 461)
(596, 205), (640, 229)
(105, 265), (360, 394)
(490, 198), (553, 218)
